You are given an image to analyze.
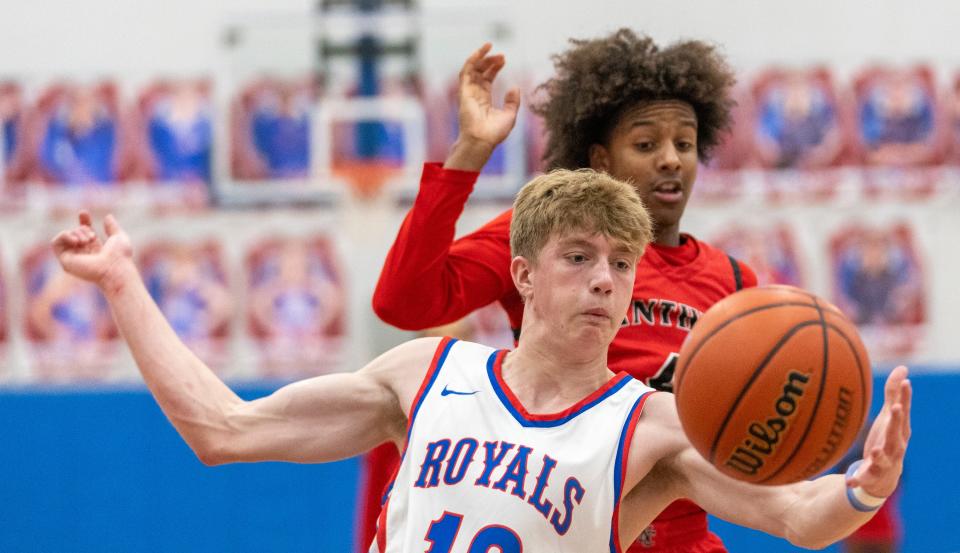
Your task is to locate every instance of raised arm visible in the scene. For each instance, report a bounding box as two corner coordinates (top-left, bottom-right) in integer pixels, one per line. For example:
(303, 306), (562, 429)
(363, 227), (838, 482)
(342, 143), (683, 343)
(372, 43), (520, 329)
(622, 367), (911, 550)
(52, 212), (436, 465)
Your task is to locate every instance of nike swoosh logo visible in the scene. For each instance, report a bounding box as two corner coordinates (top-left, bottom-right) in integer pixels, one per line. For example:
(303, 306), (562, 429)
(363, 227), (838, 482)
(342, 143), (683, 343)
(441, 385), (478, 396)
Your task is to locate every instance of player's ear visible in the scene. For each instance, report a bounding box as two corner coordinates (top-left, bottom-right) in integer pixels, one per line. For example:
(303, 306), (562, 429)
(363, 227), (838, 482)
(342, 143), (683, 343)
(511, 255), (534, 303)
(589, 143), (610, 173)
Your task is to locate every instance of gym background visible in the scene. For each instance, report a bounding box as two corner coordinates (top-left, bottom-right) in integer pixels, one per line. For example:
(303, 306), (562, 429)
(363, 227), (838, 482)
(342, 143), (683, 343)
(1, 1), (958, 551)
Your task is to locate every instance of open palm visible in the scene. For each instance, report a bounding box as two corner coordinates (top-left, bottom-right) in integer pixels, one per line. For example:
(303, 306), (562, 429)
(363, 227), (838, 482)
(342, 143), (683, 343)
(457, 43), (521, 148)
(51, 211), (134, 287)
(846, 365), (912, 498)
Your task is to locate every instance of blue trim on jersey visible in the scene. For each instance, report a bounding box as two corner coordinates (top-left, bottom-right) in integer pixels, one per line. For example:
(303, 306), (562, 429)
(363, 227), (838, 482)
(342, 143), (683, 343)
(486, 350), (634, 428)
(609, 391), (653, 553)
(406, 338), (458, 446)
(383, 337), (460, 506)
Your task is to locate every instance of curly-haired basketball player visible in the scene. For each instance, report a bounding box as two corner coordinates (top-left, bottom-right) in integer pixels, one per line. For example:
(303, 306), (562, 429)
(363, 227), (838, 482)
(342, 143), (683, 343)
(370, 30), (758, 552)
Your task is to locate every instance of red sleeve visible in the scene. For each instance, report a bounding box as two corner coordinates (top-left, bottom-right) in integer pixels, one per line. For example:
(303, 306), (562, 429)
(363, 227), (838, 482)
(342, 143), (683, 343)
(372, 162), (515, 330)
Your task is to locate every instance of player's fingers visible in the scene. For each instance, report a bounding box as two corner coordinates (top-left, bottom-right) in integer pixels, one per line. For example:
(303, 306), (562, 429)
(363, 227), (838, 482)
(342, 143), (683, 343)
(461, 60), (488, 88)
(503, 87), (521, 113)
(900, 379), (912, 441)
(103, 213), (121, 237)
(474, 42), (493, 60)
(51, 230), (78, 250)
(882, 405), (904, 457)
(481, 55), (506, 82)
(882, 365), (907, 408)
(461, 43), (492, 75)
(894, 364), (909, 380)
(78, 210), (93, 228)
(78, 225), (96, 242)
(467, 56), (499, 87)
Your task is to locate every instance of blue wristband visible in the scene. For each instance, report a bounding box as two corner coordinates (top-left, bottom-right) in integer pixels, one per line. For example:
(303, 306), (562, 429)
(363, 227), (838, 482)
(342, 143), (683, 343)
(844, 460), (886, 512)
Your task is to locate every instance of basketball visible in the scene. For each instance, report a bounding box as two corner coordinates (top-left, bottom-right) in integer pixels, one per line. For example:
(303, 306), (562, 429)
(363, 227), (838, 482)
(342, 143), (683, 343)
(673, 285), (871, 486)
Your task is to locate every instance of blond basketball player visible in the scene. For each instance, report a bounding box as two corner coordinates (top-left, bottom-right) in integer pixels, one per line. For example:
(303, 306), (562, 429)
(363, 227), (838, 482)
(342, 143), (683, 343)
(52, 170), (910, 552)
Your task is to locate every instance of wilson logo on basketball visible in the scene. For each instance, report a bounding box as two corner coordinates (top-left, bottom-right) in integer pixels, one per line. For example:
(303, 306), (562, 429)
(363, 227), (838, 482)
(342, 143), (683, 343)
(725, 371), (811, 476)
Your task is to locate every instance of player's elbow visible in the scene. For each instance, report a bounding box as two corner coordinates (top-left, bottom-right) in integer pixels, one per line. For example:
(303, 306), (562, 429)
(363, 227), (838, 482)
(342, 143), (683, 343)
(371, 292), (400, 325)
(191, 436), (235, 466)
(372, 289), (425, 330)
(195, 448), (227, 467)
(786, 533), (841, 551)
(166, 401), (247, 466)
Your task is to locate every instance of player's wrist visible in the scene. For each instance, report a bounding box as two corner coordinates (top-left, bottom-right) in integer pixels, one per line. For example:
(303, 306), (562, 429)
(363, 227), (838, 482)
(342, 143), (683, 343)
(444, 137), (496, 171)
(99, 259), (141, 299)
(844, 460), (888, 512)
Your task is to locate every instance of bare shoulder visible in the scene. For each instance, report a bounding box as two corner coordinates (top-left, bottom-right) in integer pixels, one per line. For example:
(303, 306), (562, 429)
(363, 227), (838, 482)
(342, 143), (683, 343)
(360, 336), (447, 418)
(624, 392), (692, 493)
(635, 392), (687, 443)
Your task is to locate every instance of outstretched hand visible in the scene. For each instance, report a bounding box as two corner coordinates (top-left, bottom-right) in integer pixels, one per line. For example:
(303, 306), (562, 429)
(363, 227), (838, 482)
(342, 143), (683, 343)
(444, 43), (521, 171)
(846, 365), (912, 498)
(51, 211), (134, 289)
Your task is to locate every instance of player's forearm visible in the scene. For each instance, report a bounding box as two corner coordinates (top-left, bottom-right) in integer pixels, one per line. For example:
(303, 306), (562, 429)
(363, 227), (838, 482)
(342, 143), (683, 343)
(101, 261), (243, 464)
(373, 164), (479, 328)
(681, 447), (884, 549)
(779, 475), (884, 549)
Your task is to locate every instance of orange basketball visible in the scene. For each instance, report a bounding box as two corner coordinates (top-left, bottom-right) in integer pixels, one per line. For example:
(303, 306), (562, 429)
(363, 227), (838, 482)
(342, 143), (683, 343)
(673, 285), (871, 485)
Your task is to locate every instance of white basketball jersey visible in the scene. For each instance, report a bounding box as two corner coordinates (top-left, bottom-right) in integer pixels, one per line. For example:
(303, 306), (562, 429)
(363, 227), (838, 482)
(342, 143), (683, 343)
(370, 337), (656, 553)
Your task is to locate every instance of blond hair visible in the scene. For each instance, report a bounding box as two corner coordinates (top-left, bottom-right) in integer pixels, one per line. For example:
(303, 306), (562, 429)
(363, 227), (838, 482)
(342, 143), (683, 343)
(510, 169), (653, 263)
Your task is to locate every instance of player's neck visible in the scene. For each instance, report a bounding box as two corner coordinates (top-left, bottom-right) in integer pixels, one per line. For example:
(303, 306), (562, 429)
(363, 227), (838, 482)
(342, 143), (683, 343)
(505, 335), (615, 414)
(653, 224), (682, 247)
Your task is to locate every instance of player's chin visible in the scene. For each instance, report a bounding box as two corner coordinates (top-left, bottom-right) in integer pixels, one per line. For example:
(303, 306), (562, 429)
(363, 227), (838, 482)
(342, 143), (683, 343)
(650, 203), (687, 227)
(570, 321), (617, 346)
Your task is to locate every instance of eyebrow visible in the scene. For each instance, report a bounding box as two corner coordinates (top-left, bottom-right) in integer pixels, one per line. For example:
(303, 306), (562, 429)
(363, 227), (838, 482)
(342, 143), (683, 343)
(558, 237), (636, 257)
(558, 237), (596, 250)
(629, 118), (698, 130)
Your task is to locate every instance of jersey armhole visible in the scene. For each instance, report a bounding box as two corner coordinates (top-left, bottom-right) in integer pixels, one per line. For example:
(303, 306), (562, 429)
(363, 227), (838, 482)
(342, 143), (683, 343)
(401, 337), (458, 457)
(609, 389), (657, 553)
(375, 337), (459, 552)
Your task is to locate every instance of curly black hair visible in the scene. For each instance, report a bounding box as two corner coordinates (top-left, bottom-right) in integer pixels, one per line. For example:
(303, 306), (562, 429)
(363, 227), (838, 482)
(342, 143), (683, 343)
(533, 29), (737, 170)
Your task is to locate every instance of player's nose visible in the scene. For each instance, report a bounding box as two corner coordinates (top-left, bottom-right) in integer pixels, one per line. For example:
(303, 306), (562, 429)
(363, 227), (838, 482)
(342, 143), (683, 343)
(590, 261), (615, 295)
(657, 142), (682, 172)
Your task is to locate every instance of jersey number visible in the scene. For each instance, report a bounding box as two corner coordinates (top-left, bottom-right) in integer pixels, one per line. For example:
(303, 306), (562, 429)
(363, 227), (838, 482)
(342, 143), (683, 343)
(646, 352), (678, 392)
(425, 511), (523, 552)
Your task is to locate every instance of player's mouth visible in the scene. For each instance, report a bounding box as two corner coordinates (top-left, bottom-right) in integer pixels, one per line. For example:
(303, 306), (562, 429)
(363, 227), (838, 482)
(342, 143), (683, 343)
(583, 308), (611, 322)
(650, 179), (685, 204)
